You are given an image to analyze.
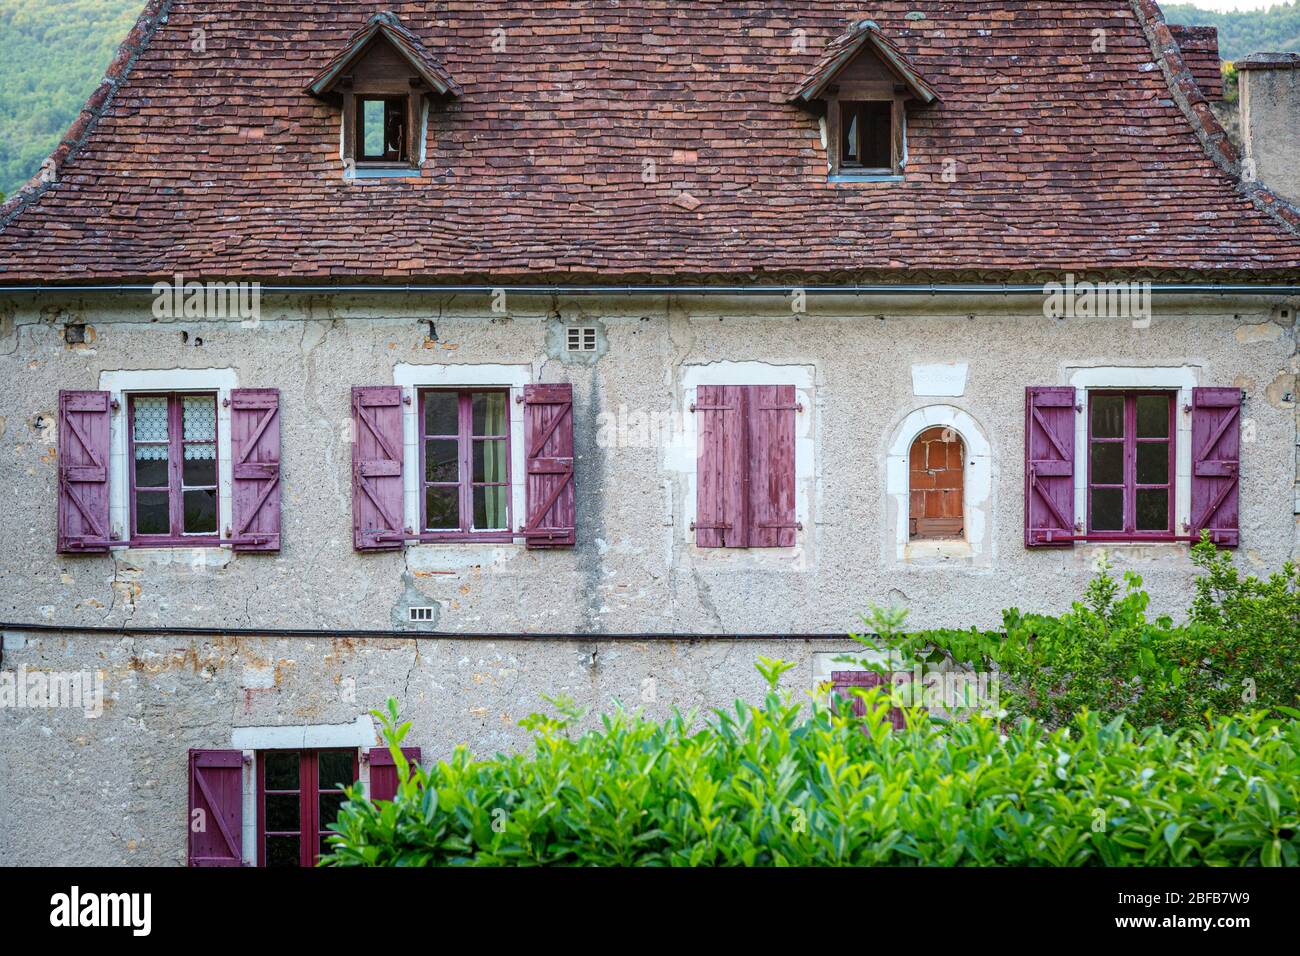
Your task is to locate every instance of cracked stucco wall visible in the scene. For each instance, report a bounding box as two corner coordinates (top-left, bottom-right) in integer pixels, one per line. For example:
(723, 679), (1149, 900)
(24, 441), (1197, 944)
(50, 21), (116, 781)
(1, 289), (1297, 864)
(0, 291), (1296, 634)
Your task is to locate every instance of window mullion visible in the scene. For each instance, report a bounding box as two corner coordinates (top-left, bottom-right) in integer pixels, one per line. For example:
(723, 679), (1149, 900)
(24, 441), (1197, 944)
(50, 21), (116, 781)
(1124, 395), (1137, 534)
(459, 393), (472, 533)
(301, 751), (317, 868)
(169, 394), (184, 538)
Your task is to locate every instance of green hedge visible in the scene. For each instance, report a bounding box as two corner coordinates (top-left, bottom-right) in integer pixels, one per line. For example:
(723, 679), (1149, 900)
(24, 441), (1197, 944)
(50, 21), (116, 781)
(321, 666), (1300, 867)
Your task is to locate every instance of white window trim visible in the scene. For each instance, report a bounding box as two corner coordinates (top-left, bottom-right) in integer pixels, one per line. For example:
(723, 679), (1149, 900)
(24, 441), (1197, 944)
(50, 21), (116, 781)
(99, 368), (238, 548)
(393, 363), (531, 543)
(668, 361), (815, 554)
(1065, 365), (1199, 538)
(885, 405), (993, 563)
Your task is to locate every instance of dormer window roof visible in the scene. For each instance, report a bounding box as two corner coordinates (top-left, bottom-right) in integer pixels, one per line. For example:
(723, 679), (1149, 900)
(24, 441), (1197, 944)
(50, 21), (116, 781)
(790, 20), (938, 182)
(790, 20), (938, 106)
(305, 11), (459, 178)
(305, 11), (460, 99)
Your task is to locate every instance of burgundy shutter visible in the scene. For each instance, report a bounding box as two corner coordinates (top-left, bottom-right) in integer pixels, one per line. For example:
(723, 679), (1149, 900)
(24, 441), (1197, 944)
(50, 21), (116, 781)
(230, 388), (281, 552)
(695, 384), (748, 548)
(352, 386), (406, 551)
(748, 385), (798, 548)
(1025, 387), (1077, 547)
(368, 746), (421, 802)
(522, 383), (576, 549)
(830, 671), (906, 730)
(57, 390), (112, 553)
(1191, 387), (1241, 548)
(188, 749), (244, 867)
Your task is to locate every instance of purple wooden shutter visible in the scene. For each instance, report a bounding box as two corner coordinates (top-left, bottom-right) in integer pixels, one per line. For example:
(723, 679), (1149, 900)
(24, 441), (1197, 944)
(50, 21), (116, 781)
(695, 384), (748, 548)
(830, 671), (906, 730)
(368, 746), (421, 802)
(57, 390), (112, 553)
(1024, 387), (1077, 547)
(188, 749), (244, 867)
(1191, 387), (1241, 548)
(748, 385), (798, 548)
(230, 388), (281, 552)
(522, 383), (576, 549)
(352, 386), (406, 551)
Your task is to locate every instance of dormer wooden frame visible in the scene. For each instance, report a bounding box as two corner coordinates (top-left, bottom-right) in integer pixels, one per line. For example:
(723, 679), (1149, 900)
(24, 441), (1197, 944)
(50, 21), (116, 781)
(825, 86), (908, 177)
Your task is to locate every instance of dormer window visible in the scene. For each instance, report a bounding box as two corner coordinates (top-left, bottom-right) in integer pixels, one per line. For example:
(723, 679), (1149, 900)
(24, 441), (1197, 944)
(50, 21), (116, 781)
(790, 20), (938, 183)
(305, 12), (460, 179)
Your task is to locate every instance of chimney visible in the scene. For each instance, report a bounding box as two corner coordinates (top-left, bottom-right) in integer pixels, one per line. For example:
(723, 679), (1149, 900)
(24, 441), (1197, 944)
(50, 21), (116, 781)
(1237, 53), (1300, 205)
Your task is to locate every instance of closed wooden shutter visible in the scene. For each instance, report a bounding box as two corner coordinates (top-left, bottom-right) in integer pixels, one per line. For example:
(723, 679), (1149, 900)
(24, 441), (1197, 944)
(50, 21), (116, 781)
(1191, 387), (1241, 548)
(188, 749), (245, 867)
(696, 385), (798, 548)
(1024, 386), (1077, 547)
(57, 390), (112, 553)
(230, 388), (281, 552)
(522, 383), (575, 549)
(368, 747), (422, 802)
(352, 386), (406, 551)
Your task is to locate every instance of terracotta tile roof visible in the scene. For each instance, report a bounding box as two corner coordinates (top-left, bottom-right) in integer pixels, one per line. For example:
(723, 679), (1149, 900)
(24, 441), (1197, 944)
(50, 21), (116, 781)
(1168, 25), (1223, 101)
(2, 0), (1299, 285)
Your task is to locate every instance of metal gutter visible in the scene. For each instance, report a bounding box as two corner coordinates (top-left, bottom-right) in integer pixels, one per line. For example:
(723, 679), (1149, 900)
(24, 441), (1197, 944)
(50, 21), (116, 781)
(0, 622), (850, 642)
(0, 283), (1298, 297)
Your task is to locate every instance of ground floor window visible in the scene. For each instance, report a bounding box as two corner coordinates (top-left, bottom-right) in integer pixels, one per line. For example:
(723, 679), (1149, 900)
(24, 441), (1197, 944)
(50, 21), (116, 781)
(257, 749), (357, 867)
(419, 388), (511, 536)
(1087, 390), (1175, 536)
(128, 392), (219, 542)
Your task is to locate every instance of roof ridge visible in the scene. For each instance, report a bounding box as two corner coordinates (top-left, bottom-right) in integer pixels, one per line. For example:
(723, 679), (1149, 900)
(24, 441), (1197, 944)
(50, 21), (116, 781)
(0, 0), (176, 232)
(1130, 0), (1300, 238)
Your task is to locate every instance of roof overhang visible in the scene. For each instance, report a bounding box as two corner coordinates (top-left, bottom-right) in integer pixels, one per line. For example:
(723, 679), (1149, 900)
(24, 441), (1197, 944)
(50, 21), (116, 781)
(305, 11), (460, 98)
(790, 19), (938, 105)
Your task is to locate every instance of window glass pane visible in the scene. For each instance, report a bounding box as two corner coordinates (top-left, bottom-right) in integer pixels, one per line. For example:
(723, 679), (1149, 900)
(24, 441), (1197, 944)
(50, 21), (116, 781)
(183, 489), (217, 534)
(319, 792), (347, 829)
(134, 446), (168, 487)
(860, 101), (892, 169)
(132, 396), (169, 443)
(265, 835), (299, 868)
(472, 393), (507, 435)
(473, 485), (509, 530)
(265, 793), (299, 831)
(1090, 442), (1123, 485)
(1136, 489), (1170, 531)
(135, 491), (169, 535)
(425, 440), (459, 482)
(362, 99), (385, 156)
(183, 456), (216, 486)
(1090, 395), (1124, 438)
(423, 393), (458, 436)
(317, 752), (354, 791)
(264, 751), (299, 790)
(425, 486), (459, 530)
(1136, 442), (1170, 485)
(1091, 488), (1123, 531)
(473, 439), (508, 483)
(1136, 395), (1170, 438)
(182, 395), (216, 442)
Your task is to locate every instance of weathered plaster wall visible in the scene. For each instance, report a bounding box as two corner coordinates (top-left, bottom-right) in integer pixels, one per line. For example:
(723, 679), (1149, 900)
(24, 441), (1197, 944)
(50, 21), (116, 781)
(1, 290), (1297, 865)
(0, 291), (1295, 635)
(0, 629), (847, 865)
(1241, 64), (1300, 207)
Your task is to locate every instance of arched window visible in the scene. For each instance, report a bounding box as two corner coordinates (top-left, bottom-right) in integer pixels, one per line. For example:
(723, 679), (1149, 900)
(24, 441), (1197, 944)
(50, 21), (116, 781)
(909, 427), (964, 539)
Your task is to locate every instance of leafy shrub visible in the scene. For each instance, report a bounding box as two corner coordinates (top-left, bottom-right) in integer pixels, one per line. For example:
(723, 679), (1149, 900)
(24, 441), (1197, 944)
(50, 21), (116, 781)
(853, 538), (1300, 730)
(321, 669), (1300, 867)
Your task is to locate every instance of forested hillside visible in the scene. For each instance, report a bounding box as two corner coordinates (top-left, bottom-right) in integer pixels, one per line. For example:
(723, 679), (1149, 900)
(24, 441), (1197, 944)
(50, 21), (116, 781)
(0, 0), (140, 199)
(1165, 2), (1300, 60)
(1, 1), (1299, 200)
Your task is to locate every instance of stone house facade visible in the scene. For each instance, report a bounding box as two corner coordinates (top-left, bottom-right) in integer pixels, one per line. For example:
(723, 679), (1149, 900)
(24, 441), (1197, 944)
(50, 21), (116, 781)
(0, 0), (1298, 865)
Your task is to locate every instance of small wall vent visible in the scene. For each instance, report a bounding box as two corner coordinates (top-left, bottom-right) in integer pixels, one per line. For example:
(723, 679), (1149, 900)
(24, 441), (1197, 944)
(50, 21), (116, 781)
(408, 606), (436, 623)
(566, 326), (597, 352)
